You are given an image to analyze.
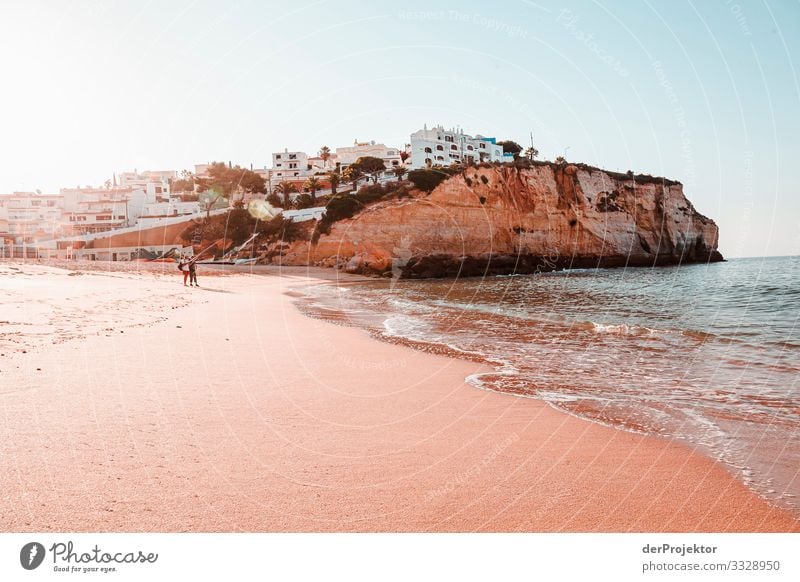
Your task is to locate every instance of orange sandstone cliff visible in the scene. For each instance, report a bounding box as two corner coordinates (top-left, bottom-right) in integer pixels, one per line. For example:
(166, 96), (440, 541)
(280, 163), (722, 278)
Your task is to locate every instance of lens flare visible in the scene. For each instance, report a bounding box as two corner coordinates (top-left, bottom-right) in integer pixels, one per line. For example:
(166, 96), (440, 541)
(248, 199), (277, 220)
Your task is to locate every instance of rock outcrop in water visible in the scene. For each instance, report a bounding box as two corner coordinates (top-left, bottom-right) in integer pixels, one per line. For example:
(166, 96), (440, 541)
(280, 162), (723, 278)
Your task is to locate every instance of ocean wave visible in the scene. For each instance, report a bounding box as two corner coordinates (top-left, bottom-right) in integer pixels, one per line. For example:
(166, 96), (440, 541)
(590, 322), (660, 335)
(290, 258), (800, 514)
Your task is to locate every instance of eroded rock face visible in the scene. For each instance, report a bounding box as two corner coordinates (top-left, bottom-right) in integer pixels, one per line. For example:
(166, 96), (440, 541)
(281, 164), (723, 278)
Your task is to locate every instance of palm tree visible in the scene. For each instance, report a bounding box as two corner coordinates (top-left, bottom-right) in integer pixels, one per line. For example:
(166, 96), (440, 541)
(275, 182), (298, 208)
(392, 166), (407, 181)
(319, 146), (331, 168)
(525, 147), (539, 160)
(304, 176), (321, 204)
(327, 171), (340, 195)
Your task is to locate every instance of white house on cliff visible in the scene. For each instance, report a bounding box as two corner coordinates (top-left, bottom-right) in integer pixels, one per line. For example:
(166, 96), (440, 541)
(410, 125), (507, 169)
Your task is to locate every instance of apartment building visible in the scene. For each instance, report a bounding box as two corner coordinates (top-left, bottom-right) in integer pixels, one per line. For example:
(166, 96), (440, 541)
(118, 169), (176, 197)
(334, 140), (403, 169)
(60, 187), (147, 235)
(0, 192), (63, 243)
(409, 125), (508, 169)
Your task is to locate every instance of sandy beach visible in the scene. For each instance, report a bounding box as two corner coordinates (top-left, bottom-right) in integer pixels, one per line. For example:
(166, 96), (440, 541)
(0, 261), (797, 532)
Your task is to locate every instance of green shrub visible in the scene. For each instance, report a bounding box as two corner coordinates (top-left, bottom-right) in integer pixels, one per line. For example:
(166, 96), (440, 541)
(294, 193), (314, 209)
(325, 195), (361, 222)
(311, 195), (363, 243)
(355, 183), (388, 204)
(266, 192), (282, 207)
(408, 169), (449, 193)
(180, 207), (305, 249)
(261, 214), (303, 242)
(512, 157), (532, 169)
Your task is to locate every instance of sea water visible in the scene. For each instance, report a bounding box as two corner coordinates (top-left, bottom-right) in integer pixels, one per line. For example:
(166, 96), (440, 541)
(297, 256), (800, 513)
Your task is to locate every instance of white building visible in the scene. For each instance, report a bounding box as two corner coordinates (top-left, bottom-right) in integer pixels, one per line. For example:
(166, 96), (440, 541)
(60, 187), (147, 235)
(306, 155), (332, 173)
(271, 150), (312, 181)
(136, 199), (201, 228)
(118, 169), (175, 198)
(194, 164), (210, 179)
(335, 140), (402, 169)
(0, 192), (63, 243)
(268, 149), (335, 192)
(409, 125), (508, 169)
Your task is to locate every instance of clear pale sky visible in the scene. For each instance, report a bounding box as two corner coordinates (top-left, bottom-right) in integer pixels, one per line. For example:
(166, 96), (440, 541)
(1, 0), (798, 257)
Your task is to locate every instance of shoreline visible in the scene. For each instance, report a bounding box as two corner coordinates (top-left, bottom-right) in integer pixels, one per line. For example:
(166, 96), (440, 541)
(290, 262), (800, 516)
(0, 261), (797, 531)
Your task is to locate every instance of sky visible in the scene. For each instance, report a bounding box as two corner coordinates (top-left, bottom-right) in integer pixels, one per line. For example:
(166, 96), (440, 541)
(0, 0), (798, 258)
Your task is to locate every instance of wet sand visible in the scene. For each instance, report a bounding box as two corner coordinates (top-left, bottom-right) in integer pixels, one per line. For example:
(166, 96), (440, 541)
(0, 261), (797, 531)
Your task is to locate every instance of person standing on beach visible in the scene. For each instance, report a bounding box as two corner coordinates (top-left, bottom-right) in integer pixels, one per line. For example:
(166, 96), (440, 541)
(178, 257), (190, 286)
(188, 258), (199, 287)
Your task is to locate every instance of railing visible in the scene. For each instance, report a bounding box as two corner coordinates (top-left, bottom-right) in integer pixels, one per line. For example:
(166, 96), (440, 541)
(0, 245), (40, 259)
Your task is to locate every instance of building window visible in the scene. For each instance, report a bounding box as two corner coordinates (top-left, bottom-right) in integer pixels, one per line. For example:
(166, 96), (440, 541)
(424, 147), (432, 153)
(392, 160), (399, 166)
(436, 156), (444, 161)
(425, 158), (432, 164)
(289, 154), (297, 160)
(467, 145), (474, 151)
(479, 143), (486, 149)
(445, 136), (454, 142)
(276, 154), (282, 160)
(436, 145), (444, 151)
(451, 144), (458, 150)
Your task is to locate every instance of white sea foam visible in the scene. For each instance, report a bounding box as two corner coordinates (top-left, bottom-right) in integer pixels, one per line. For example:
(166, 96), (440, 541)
(300, 257), (800, 513)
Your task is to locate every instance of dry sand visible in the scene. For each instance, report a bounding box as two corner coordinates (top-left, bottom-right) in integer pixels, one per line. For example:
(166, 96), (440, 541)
(1, 261), (797, 532)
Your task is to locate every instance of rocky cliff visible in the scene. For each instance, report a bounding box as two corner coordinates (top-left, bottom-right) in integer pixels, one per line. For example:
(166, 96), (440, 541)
(280, 163), (722, 278)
